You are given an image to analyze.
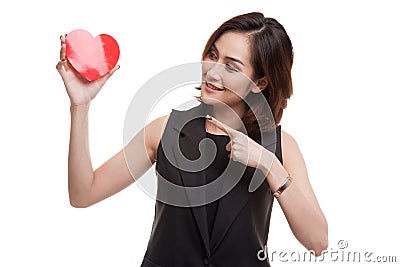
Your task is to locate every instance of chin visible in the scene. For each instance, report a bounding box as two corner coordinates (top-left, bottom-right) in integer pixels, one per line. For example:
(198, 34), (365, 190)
(200, 93), (221, 106)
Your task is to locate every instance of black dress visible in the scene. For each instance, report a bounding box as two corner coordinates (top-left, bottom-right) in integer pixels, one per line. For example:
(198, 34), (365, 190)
(204, 131), (231, 238)
(140, 103), (282, 267)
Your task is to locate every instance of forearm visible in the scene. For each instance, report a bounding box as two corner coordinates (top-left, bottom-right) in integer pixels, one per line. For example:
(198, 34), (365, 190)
(274, 179), (328, 255)
(68, 103), (94, 207)
(260, 151), (328, 255)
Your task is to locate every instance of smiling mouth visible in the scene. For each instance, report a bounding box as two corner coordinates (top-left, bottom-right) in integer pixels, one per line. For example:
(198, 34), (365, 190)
(206, 82), (225, 91)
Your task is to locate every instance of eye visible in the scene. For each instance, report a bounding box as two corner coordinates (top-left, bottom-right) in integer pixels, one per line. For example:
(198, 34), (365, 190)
(225, 63), (238, 72)
(208, 50), (217, 60)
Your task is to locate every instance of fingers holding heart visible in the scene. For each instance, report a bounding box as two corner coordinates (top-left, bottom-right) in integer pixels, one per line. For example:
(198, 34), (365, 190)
(59, 35), (67, 60)
(56, 34), (70, 72)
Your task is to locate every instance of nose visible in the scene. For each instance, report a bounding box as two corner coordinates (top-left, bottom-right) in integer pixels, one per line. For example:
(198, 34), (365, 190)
(206, 62), (224, 84)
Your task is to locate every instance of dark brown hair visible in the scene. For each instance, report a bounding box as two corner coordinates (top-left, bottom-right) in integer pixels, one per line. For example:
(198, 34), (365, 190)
(195, 12), (294, 140)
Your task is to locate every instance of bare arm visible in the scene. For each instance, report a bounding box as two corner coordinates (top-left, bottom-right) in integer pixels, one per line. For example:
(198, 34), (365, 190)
(68, 108), (169, 208)
(56, 34), (170, 208)
(260, 130), (328, 256)
(68, 103), (93, 207)
(205, 116), (328, 255)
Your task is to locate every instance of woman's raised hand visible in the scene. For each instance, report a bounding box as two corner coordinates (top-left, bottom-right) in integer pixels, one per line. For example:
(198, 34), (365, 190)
(55, 35), (120, 107)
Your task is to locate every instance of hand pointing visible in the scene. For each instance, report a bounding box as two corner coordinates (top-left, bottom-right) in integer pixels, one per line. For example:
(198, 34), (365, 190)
(206, 114), (277, 192)
(206, 114), (271, 169)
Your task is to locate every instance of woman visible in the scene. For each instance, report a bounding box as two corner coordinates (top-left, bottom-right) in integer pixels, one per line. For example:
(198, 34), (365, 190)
(56, 12), (328, 267)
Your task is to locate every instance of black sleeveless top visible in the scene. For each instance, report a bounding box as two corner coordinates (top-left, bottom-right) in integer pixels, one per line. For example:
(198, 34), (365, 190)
(204, 132), (231, 237)
(140, 103), (282, 267)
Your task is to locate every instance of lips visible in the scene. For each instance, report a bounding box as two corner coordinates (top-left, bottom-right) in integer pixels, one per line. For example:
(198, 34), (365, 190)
(206, 82), (225, 91)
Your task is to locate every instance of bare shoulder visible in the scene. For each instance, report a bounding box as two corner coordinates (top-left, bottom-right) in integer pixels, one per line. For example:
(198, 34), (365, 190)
(280, 128), (305, 169)
(149, 114), (170, 134)
(280, 128), (324, 217)
(145, 114), (170, 162)
(281, 128), (297, 148)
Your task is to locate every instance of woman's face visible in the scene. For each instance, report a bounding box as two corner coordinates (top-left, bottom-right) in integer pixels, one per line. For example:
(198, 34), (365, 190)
(201, 31), (262, 108)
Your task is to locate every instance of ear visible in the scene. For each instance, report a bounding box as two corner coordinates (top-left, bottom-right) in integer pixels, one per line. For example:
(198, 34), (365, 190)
(251, 76), (268, 93)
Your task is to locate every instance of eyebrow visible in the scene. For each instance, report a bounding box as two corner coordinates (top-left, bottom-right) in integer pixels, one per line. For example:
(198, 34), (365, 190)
(211, 44), (246, 67)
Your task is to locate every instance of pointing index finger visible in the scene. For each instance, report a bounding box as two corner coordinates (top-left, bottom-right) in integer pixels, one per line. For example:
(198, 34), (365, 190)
(206, 114), (238, 136)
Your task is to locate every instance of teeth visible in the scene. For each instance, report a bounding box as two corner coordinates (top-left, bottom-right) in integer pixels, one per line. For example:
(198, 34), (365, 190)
(207, 82), (224, 91)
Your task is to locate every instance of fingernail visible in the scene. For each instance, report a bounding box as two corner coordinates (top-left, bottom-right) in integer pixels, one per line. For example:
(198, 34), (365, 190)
(117, 65), (120, 69)
(206, 114), (212, 120)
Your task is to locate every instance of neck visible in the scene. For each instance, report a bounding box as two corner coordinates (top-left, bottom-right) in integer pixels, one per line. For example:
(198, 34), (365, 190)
(207, 101), (247, 133)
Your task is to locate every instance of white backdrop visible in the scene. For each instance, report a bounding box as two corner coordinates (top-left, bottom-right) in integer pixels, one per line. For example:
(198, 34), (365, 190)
(1, 0), (399, 266)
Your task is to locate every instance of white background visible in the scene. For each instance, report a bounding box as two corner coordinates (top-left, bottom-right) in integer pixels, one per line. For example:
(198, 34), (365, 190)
(1, 0), (399, 266)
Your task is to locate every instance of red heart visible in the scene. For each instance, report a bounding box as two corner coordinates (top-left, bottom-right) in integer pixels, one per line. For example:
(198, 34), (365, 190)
(65, 29), (120, 81)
